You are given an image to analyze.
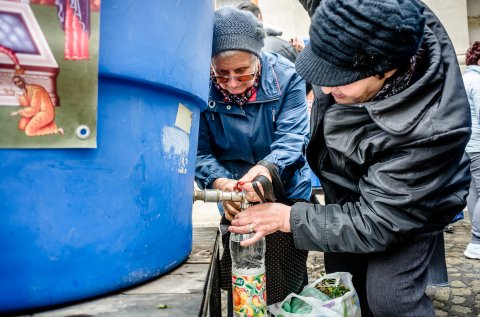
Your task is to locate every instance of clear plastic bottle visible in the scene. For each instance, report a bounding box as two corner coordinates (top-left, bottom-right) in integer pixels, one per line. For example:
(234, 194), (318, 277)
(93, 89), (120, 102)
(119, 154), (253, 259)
(230, 232), (267, 317)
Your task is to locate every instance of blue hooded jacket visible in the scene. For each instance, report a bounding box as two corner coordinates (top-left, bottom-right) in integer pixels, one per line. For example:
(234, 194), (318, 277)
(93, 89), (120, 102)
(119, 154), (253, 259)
(195, 52), (311, 200)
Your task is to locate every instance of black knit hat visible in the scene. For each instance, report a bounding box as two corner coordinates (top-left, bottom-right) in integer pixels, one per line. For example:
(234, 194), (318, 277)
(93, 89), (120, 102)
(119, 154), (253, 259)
(296, 0), (426, 87)
(212, 6), (265, 58)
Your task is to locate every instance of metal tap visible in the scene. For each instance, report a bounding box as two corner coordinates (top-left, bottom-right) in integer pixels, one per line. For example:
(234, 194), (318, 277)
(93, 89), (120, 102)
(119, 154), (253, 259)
(193, 189), (253, 210)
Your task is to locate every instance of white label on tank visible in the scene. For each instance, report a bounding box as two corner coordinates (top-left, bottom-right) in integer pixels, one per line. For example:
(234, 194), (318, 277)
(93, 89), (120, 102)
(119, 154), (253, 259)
(162, 126), (189, 174)
(175, 103), (192, 135)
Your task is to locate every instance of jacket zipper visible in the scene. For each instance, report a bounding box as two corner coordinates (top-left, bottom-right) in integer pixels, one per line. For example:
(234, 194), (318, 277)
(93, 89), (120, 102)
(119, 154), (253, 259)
(272, 109), (276, 122)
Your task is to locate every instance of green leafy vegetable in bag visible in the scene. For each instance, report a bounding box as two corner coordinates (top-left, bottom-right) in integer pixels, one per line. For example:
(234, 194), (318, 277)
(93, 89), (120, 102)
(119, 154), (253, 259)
(281, 286), (333, 313)
(268, 272), (360, 317)
(314, 278), (350, 299)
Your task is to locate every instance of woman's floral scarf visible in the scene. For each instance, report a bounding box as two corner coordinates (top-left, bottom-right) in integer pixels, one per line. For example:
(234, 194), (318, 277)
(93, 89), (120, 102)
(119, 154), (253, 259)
(373, 46), (426, 101)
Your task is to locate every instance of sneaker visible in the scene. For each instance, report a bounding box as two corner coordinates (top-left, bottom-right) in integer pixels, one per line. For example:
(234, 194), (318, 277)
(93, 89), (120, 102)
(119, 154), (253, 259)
(464, 243), (480, 259)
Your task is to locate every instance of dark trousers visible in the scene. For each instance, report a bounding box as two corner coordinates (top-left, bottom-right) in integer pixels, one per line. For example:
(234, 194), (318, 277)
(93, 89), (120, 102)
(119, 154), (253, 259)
(325, 231), (438, 317)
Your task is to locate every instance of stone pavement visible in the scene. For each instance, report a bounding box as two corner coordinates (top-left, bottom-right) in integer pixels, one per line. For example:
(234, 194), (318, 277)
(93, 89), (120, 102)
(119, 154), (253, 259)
(193, 201), (480, 316)
(428, 219), (480, 317)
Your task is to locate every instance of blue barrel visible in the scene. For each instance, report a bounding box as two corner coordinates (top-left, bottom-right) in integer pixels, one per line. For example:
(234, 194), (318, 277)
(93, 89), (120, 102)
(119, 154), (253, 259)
(0, 0), (213, 313)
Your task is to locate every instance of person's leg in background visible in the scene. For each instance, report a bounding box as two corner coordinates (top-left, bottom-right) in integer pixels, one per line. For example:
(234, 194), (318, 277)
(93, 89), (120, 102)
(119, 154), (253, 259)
(465, 153), (480, 259)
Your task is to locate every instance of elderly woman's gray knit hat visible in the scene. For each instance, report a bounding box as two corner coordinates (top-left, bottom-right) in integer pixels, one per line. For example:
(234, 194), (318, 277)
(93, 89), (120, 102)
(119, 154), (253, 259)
(212, 6), (265, 58)
(296, 0), (426, 87)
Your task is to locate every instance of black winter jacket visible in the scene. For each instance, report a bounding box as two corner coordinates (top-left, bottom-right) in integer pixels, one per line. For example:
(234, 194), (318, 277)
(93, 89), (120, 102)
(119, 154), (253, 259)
(291, 1), (471, 253)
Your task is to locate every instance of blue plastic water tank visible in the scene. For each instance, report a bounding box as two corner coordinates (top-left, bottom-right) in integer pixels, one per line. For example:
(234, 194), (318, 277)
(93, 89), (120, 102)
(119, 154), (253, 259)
(0, 0), (213, 313)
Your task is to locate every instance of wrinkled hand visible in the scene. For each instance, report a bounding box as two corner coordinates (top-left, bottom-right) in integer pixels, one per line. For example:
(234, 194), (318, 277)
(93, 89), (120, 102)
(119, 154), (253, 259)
(212, 178), (241, 221)
(289, 37), (305, 53)
(229, 203), (291, 246)
(222, 201), (241, 221)
(237, 165), (272, 202)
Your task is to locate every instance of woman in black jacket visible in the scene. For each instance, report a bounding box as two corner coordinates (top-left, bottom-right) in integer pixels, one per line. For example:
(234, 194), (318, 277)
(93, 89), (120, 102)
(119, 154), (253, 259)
(230, 0), (471, 316)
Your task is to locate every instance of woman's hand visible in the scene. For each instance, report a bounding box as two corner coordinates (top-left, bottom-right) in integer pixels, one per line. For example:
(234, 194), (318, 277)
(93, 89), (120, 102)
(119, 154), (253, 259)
(237, 165), (272, 202)
(289, 37), (305, 53)
(229, 202), (292, 246)
(212, 178), (241, 221)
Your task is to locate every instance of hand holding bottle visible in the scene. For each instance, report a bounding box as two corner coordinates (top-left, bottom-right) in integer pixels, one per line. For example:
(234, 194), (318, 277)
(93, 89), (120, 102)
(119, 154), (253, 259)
(229, 202), (292, 246)
(236, 165), (272, 202)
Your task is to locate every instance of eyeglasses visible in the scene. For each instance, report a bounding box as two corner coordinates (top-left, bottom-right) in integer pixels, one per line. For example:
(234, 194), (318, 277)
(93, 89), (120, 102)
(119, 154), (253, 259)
(211, 63), (258, 84)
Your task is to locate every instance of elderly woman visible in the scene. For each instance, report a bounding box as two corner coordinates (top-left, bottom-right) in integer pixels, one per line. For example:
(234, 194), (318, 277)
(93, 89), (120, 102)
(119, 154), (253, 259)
(229, 0), (471, 316)
(195, 6), (311, 309)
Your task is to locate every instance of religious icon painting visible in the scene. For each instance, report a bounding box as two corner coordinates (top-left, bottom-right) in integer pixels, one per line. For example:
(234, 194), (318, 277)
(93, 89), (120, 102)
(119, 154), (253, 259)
(0, 0), (100, 148)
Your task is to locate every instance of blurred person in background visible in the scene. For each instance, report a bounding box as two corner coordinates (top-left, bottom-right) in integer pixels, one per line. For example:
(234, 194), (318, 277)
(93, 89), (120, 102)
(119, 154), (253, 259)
(237, 2), (299, 63)
(463, 40), (480, 260)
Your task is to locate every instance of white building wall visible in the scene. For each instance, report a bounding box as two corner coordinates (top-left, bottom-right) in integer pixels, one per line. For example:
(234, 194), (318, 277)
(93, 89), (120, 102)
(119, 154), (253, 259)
(423, 0), (469, 63)
(468, 0), (480, 44)
(258, 1), (310, 44)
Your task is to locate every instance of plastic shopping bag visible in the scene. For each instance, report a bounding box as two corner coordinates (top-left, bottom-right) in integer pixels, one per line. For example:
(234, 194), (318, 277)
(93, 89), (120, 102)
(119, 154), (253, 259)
(268, 272), (361, 317)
